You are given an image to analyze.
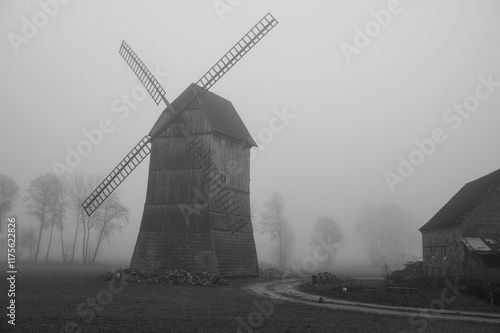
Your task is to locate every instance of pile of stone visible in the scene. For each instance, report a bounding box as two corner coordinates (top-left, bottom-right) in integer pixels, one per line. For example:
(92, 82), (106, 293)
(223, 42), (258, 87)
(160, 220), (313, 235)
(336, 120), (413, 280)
(259, 267), (284, 279)
(98, 268), (219, 286)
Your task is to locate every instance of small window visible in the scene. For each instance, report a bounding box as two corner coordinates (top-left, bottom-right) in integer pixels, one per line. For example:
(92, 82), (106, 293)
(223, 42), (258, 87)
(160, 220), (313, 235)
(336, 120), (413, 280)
(431, 247), (436, 258)
(442, 247), (447, 260)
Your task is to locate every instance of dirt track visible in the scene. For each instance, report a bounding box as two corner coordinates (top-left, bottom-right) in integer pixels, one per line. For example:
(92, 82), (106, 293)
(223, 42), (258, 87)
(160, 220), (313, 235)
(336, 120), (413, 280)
(243, 279), (500, 324)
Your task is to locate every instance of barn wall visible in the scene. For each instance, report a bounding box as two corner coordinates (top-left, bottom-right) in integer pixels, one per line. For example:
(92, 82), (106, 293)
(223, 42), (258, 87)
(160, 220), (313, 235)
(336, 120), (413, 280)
(130, 231), (219, 274)
(421, 226), (464, 278)
(463, 253), (500, 284)
(462, 187), (500, 238)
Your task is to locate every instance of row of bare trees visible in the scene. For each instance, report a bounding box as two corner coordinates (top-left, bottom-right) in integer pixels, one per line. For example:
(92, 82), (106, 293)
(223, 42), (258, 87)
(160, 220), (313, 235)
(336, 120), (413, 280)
(0, 172), (129, 264)
(259, 192), (345, 269)
(254, 193), (421, 269)
(355, 202), (421, 265)
(61, 174), (129, 264)
(260, 192), (296, 268)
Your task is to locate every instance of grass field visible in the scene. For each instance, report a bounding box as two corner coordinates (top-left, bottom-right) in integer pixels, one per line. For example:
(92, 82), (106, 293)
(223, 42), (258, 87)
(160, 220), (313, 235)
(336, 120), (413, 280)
(1, 263), (499, 333)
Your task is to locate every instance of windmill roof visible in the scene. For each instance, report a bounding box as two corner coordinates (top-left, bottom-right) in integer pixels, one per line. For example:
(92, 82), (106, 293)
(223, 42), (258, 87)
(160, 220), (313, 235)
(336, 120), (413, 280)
(419, 168), (500, 232)
(149, 84), (256, 147)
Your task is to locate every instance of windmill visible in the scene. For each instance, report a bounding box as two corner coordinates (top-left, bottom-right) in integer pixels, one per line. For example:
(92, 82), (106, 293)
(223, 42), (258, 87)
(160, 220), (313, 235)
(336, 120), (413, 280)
(82, 13), (278, 276)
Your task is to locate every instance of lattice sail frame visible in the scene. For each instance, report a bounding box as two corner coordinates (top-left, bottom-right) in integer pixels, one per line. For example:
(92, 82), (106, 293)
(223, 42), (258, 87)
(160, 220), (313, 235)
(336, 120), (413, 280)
(82, 13), (278, 222)
(82, 136), (150, 216)
(186, 137), (247, 232)
(149, 13), (278, 141)
(196, 13), (277, 94)
(119, 41), (167, 106)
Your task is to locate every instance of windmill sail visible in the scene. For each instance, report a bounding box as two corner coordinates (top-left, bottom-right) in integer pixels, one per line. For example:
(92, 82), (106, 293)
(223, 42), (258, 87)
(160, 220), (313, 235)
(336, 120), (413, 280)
(149, 12), (278, 141)
(196, 13), (278, 94)
(82, 136), (151, 216)
(119, 40), (168, 106)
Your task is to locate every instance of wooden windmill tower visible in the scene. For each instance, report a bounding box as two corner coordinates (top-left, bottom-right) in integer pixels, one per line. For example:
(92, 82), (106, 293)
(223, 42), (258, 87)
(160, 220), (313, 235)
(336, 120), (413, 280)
(82, 14), (278, 276)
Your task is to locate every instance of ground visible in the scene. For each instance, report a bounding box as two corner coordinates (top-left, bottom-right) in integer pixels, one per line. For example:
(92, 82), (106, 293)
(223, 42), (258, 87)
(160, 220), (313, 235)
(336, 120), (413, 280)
(1, 263), (499, 333)
(298, 278), (500, 312)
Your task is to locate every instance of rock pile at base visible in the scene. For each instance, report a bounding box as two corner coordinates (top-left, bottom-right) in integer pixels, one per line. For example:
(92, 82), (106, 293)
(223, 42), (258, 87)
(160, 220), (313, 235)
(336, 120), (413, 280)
(258, 267), (284, 279)
(98, 268), (219, 286)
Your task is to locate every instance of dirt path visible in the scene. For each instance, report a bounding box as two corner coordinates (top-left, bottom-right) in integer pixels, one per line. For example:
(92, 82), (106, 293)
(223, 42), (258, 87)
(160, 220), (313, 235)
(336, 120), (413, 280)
(243, 280), (500, 324)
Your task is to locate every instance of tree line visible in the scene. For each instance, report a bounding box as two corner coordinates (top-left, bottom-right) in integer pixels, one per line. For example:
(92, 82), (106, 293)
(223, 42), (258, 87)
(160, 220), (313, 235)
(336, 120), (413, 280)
(355, 202), (421, 265)
(2, 172), (421, 268)
(258, 192), (344, 270)
(0, 173), (129, 264)
(257, 193), (421, 270)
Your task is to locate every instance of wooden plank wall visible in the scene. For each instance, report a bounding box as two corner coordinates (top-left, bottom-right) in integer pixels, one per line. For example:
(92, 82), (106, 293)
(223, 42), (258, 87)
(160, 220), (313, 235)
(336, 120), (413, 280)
(211, 229), (259, 277)
(130, 231), (219, 274)
(463, 264), (500, 284)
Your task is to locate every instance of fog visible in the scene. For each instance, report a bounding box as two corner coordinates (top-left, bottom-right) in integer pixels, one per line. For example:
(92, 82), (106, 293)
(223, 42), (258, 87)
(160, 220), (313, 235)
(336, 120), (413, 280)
(1, 0), (500, 270)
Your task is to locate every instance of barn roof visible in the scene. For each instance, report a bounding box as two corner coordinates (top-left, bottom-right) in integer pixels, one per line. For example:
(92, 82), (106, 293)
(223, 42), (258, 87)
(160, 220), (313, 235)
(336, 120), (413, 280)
(461, 237), (500, 255)
(149, 84), (257, 147)
(420, 168), (500, 232)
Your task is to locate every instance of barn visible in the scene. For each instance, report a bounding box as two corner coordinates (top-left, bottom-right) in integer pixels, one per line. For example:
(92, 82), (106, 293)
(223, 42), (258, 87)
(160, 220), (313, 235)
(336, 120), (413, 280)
(419, 169), (500, 284)
(130, 84), (259, 277)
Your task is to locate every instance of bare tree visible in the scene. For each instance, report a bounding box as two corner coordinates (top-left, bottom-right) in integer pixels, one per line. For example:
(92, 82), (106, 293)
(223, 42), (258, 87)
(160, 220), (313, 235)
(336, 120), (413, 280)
(89, 192), (129, 263)
(311, 216), (344, 269)
(25, 173), (59, 262)
(65, 173), (99, 263)
(81, 202), (101, 264)
(44, 176), (67, 262)
(65, 174), (129, 264)
(46, 176), (67, 262)
(18, 226), (38, 261)
(0, 174), (19, 232)
(260, 192), (296, 268)
(356, 202), (420, 265)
